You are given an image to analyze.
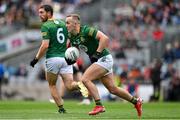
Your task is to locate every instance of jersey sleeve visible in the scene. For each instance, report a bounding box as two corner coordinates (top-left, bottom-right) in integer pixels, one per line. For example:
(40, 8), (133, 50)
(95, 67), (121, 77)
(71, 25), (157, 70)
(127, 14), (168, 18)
(84, 26), (98, 39)
(41, 24), (50, 40)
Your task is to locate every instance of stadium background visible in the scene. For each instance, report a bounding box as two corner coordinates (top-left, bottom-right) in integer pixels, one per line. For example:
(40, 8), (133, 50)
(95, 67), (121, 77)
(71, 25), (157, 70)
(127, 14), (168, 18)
(0, 0), (180, 103)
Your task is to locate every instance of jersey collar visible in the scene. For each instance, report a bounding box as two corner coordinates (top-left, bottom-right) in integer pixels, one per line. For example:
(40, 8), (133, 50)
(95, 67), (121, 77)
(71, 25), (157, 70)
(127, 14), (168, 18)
(48, 18), (54, 21)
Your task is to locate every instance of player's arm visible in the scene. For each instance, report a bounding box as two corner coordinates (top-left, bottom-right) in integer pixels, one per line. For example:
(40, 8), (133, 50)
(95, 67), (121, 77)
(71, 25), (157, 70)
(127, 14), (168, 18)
(86, 27), (109, 53)
(87, 27), (109, 63)
(30, 25), (49, 67)
(95, 31), (109, 53)
(35, 40), (49, 60)
(30, 40), (49, 67)
(37, 25), (50, 59)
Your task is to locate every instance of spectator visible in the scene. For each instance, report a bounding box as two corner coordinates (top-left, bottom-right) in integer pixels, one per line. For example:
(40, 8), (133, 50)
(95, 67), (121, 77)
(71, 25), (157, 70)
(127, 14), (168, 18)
(150, 58), (163, 101)
(38, 65), (46, 81)
(126, 77), (139, 98)
(172, 41), (180, 59)
(163, 43), (175, 64)
(167, 71), (180, 101)
(16, 64), (28, 77)
(0, 63), (5, 99)
(163, 63), (176, 81)
(152, 25), (164, 42)
(115, 47), (126, 59)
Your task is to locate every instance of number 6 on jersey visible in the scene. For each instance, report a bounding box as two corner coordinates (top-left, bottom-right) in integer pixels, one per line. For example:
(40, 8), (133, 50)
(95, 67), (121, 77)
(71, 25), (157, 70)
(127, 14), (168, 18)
(57, 28), (65, 43)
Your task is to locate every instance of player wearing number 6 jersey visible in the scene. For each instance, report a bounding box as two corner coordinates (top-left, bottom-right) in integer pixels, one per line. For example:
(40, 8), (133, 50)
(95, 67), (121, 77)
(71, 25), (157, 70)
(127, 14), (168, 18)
(30, 5), (88, 113)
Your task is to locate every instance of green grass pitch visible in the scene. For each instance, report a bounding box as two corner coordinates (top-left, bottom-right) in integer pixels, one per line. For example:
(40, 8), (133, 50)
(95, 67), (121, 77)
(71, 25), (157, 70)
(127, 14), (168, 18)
(0, 100), (180, 120)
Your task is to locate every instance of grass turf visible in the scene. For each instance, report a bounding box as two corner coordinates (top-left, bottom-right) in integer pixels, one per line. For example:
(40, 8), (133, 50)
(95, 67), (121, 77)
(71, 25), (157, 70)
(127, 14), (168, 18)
(0, 100), (180, 120)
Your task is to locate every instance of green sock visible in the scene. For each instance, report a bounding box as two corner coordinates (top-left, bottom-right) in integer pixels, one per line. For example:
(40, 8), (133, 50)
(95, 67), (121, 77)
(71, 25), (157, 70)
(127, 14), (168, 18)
(130, 97), (137, 105)
(95, 99), (103, 106)
(58, 105), (66, 113)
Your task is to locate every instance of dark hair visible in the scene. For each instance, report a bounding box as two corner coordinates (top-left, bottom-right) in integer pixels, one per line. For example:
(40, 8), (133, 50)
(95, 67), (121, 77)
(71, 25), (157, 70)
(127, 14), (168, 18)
(40, 4), (53, 15)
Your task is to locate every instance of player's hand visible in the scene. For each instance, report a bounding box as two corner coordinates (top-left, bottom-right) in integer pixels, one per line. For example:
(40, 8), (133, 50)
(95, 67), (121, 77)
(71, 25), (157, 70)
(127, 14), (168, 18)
(65, 58), (76, 65)
(90, 51), (102, 63)
(30, 57), (38, 67)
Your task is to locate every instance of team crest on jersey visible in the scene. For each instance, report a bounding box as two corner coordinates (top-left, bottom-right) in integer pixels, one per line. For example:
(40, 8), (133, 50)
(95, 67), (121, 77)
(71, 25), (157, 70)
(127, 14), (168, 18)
(54, 20), (59, 24)
(80, 37), (85, 43)
(73, 39), (81, 45)
(79, 45), (88, 52)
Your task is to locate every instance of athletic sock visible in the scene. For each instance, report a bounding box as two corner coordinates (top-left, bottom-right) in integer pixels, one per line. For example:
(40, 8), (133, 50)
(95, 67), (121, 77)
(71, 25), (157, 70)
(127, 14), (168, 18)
(130, 97), (138, 105)
(58, 105), (66, 113)
(95, 99), (103, 106)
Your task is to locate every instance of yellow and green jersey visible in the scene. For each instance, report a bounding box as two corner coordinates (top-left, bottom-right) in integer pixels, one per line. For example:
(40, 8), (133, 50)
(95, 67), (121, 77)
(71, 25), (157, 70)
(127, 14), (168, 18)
(68, 25), (110, 57)
(41, 19), (68, 58)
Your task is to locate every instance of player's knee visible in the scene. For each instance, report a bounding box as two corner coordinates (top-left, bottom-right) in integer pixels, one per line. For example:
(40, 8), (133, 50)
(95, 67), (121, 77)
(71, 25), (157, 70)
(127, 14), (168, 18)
(81, 77), (89, 85)
(65, 84), (73, 91)
(108, 86), (118, 95)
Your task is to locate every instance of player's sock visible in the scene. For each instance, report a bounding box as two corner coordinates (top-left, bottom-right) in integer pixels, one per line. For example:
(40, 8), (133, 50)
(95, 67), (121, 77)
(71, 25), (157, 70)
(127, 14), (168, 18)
(95, 99), (103, 106)
(130, 96), (138, 105)
(58, 105), (66, 113)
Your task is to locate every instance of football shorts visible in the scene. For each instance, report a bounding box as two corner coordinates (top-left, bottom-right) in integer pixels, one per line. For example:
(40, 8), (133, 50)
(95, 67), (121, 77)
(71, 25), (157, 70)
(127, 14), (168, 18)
(95, 54), (113, 75)
(45, 57), (73, 74)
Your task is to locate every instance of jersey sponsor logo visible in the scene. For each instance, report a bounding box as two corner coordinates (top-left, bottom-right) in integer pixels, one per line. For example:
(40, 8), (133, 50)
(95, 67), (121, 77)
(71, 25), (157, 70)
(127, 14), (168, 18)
(79, 45), (88, 52)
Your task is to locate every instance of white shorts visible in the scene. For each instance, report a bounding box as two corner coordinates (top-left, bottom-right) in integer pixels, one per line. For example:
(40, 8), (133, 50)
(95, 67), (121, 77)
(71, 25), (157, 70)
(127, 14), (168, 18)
(45, 57), (73, 74)
(95, 54), (113, 74)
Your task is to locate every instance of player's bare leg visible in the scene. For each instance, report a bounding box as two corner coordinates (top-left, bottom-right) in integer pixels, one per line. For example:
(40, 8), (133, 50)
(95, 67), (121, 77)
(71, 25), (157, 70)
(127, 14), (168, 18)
(73, 66), (91, 105)
(101, 73), (143, 117)
(61, 73), (88, 97)
(82, 64), (142, 117)
(77, 76), (91, 105)
(61, 73), (78, 91)
(101, 73), (133, 101)
(59, 78), (66, 98)
(81, 64), (107, 115)
(46, 72), (66, 113)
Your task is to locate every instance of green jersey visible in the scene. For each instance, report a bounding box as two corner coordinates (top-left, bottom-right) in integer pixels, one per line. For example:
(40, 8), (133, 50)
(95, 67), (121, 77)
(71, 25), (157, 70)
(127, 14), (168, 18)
(41, 19), (68, 58)
(68, 25), (110, 57)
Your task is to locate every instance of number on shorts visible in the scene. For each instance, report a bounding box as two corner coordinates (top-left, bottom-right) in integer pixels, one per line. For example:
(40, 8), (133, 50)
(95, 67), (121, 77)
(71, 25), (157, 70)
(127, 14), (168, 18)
(57, 28), (65, 43)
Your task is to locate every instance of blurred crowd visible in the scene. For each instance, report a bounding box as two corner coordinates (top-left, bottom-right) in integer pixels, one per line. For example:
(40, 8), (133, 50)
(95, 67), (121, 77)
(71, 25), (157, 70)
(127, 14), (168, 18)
(105, 0), (180, 52)
(113, 0), (180, 27)
(0, 0), (95, 26)
(0, 0), (96, 37)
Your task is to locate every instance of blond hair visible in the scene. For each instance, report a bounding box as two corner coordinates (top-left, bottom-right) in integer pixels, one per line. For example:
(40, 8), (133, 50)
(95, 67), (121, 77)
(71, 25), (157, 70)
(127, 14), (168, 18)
(66, 14), (80, 24)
